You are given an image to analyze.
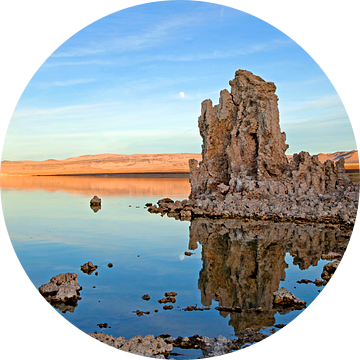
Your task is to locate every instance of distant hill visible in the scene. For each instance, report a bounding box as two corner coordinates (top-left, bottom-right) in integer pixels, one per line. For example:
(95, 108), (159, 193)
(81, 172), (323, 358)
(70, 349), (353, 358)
(286, 150), (358, 170)
(0, 153), (202, 176)
(1, 151), (357, 176)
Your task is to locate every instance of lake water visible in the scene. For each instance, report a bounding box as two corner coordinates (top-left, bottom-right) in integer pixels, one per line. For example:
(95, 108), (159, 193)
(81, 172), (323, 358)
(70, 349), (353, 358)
(0, 175), (352, 359)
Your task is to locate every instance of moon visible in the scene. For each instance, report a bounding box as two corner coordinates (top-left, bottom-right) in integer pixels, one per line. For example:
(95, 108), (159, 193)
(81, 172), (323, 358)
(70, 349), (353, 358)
(179, 92), (185, 98)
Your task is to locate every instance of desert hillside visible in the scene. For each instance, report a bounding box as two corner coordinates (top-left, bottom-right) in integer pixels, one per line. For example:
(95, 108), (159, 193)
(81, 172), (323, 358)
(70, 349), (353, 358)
(287, 150), (358, 170)
(0, 153), (202, 176)
(0, 151), (357, 176)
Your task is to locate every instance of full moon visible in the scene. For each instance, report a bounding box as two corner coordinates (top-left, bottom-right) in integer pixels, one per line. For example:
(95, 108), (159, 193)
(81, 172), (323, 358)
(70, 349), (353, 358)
(179, 92), (185, 98)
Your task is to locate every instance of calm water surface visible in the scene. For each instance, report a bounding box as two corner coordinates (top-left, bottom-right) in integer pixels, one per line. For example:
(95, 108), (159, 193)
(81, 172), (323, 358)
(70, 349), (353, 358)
(0, 175), (351, 358)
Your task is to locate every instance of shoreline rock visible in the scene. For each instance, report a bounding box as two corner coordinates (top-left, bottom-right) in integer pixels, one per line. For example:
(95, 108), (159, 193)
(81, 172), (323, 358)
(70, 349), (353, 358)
(88, 333), (173, 358)
(39, 273), (82, 312)
(88, 331), (268, 358)
(147, 189), (357, 226)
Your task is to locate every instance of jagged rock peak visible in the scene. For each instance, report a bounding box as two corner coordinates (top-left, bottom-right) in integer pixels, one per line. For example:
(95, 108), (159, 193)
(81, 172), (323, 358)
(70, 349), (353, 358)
(189, 69), (352, 200)
(148, 70), (357, 224)
(190, 70), (289, 197)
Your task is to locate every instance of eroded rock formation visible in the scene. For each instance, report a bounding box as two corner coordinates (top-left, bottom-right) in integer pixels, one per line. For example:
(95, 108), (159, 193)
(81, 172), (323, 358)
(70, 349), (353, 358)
(39, 273), (82, 312)
(89, 332), (268, 358)
(190, 70), (288, 190)
(148, 70), (358, 224)
(190, 69), (351, 196)
(88, 333), (173, 358)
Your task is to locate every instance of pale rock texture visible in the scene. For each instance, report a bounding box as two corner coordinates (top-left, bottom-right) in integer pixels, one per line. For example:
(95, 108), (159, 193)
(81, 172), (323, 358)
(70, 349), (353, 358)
(189, 70), (352, 199)
(273, 287), (307, 309)
(88, 333), (173, 358)
(149, 70), (358, 224)
(39, 273), (82, 311)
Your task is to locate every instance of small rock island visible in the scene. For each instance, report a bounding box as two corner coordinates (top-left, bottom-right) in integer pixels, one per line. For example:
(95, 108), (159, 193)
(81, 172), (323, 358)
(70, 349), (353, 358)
(148, 70), (358, 224)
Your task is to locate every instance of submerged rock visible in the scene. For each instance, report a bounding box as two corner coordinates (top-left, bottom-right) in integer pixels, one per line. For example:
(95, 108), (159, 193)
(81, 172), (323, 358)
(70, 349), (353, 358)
(133, 310), (150, 317)
(158, 297), (176, 304)
(182, 305), (210, 311)
(162, 331), (268, 357)
(39, 273), (82, 312)
(80, 261), (98, 274)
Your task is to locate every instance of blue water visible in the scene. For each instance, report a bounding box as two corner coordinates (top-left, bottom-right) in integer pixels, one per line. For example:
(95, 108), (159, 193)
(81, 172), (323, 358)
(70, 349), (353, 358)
(0, 176), (348, 358)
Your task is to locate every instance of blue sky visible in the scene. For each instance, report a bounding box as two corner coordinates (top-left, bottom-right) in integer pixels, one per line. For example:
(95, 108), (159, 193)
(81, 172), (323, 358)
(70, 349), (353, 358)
(2, 0), (356, 161)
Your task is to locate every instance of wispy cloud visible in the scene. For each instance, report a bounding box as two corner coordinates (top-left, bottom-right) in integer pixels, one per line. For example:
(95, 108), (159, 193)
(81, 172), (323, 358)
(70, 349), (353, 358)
(37, 79), (95, 88)
(51, 14), (203, 58)
(281, 95), (344, 115)
(43, 60), (115, 68)
(282, 111), (349, 129)
(112, 38), (294, 64)
(11, 102), (122, 121)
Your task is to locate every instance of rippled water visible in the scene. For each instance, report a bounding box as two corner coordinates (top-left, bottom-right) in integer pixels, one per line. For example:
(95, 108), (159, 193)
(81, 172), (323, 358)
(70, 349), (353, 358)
(0, 175), (352, 359)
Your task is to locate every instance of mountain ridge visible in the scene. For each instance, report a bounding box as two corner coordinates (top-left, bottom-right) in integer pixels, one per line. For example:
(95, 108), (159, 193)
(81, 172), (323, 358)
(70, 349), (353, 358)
(1, 151), (358, 176)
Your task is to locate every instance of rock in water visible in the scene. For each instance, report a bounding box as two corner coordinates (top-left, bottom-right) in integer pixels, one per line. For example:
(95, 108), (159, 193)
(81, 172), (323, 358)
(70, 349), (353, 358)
(39, 273), (82, 312)
(88, 334), (173, 357)
(90, 196), (101, 212)
(149, 69), (358, 225)
(273, 287), (307, 309)
(80, 261), (98, 274)
(90, 196), (101, 206)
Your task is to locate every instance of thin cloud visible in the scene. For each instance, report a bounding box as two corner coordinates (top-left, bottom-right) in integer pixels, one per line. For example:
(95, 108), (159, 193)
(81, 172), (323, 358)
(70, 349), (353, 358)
(281, 95), (344, 115)
(282, 111), (349, 128)
(11, 102), (122, 121)
(138, 39), (293, 63)
(51, 14), (204, 58)
(38, 79), (95, 88)
(43, 60), (115, 68)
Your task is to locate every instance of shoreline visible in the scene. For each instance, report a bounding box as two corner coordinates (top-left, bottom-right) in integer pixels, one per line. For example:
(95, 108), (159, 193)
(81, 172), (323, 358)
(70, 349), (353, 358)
(0, 168), (358, 177)
(41, 172), (190, 178)
(0, 172), (191, 177)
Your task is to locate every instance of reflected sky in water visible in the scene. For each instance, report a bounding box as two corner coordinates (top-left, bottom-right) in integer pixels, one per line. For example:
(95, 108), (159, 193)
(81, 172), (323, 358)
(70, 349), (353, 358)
(0, 176), (351, 358)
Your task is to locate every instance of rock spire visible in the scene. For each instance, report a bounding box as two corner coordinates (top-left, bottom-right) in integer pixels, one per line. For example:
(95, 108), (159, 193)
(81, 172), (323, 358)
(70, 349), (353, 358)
(189, 70), (352, 199)
(148, 70), (358, 224)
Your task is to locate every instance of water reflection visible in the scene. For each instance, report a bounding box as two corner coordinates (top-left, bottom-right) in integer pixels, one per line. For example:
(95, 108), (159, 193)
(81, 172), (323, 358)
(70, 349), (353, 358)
(0, 175), (191, 198)
(190, 219), (350, 334)
(1, 175), (353, 350)
(90, 204), (101, 213)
